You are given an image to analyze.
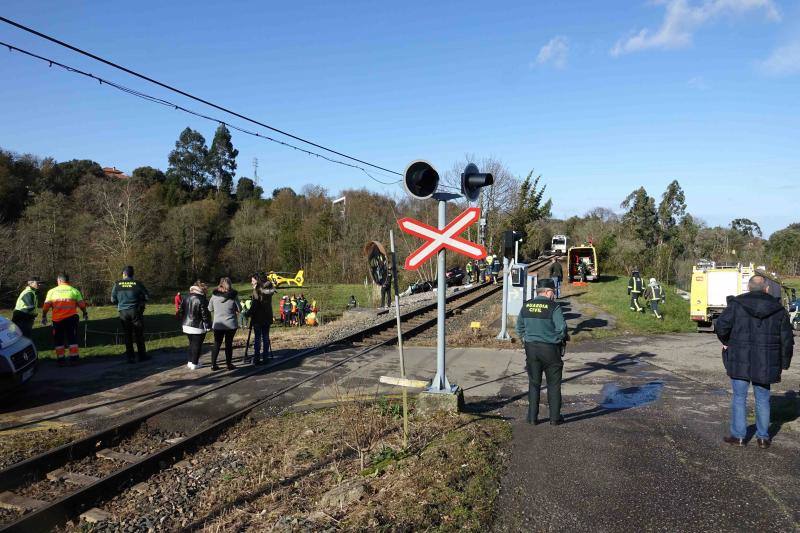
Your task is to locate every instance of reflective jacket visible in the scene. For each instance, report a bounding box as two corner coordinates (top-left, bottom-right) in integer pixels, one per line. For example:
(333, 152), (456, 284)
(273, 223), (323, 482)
(14, 286), (38, 317)
(628, 276), (644, 295)
(647, 285), (665, 302)
(43, 284), (87, 322)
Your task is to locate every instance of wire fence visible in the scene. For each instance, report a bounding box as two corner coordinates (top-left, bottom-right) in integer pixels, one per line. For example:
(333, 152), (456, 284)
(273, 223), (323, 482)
(83, 326), (183, 348)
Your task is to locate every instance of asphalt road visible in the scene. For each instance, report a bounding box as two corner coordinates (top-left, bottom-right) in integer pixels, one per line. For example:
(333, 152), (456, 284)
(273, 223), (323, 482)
(492, 338), (800, 532)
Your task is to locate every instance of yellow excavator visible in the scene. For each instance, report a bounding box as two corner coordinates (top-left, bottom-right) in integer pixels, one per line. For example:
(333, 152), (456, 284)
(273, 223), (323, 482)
(267, 269), (304, 288)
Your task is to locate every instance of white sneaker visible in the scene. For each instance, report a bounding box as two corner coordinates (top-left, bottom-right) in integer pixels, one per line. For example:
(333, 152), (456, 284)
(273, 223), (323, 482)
(186, 362), (194, 370)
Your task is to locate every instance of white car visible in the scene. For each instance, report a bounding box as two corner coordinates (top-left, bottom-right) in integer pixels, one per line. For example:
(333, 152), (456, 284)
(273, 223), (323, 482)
(0, 316), (38, 392)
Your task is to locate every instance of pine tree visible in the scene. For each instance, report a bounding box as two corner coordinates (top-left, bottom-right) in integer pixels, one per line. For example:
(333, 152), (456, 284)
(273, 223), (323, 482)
(657, 180), (686, 243)
(166, 127), (210, 191)
(509, 170), (551, 231)
(621, 187), (659, 248)
(207, 124), (238, 195)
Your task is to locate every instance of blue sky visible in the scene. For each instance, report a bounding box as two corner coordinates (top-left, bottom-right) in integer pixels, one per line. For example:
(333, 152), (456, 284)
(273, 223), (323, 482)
(1, 0), (798, 234)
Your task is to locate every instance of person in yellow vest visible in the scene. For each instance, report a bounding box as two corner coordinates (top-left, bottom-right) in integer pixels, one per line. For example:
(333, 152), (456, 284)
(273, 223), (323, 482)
(12, 276), (42, 339)
(42, 273), (88, 366)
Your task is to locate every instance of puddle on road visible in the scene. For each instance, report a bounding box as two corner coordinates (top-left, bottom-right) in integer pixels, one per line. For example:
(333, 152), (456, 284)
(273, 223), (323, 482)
(600, 381), (664, 409)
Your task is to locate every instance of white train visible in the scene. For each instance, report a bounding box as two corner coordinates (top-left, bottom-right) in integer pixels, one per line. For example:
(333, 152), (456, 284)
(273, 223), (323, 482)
(551, 235), (567, 255)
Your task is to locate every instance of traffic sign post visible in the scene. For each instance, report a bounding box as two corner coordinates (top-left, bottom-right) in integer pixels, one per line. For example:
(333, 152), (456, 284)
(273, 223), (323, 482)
(399, 195), (485, 393)
(400, 160), (492, 404)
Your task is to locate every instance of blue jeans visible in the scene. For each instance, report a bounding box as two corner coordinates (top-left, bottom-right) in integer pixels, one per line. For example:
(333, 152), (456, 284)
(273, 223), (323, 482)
(551, 277), (561, 298)
(730, 379), (770, 439)
(252, 323), (271, 359)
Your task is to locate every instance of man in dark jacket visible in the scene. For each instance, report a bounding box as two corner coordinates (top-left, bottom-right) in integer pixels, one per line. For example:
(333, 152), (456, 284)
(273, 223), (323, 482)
(627, 269), (644, 312)
(111, 266), (150, 363)
(549, 259), (563, 298)
(516, 278), (568, 425)
(716, 275), (793, 448)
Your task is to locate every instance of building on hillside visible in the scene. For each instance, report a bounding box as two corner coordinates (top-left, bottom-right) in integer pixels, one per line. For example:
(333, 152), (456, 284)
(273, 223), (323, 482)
(103, 167), (129, 180)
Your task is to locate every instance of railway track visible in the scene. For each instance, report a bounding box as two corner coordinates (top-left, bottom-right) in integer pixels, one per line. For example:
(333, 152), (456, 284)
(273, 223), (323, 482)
(0, 281), (501, 532)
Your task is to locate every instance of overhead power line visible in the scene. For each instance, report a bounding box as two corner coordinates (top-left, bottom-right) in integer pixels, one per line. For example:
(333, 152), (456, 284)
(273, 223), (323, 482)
(0, 16), (402, 177)
(0, 41), (401, 185)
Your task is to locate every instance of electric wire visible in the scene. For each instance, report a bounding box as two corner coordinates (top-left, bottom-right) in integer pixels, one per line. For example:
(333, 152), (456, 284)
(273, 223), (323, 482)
(0, 41), (401, 185)
(0, 16), (401, 177)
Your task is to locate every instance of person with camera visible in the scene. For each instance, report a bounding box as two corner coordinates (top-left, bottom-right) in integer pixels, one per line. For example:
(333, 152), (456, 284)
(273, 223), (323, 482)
(245, 273), (276, 364)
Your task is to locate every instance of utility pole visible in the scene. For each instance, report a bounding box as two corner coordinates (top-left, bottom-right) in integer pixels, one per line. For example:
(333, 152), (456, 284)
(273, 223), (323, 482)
(253, 157), (259, 190)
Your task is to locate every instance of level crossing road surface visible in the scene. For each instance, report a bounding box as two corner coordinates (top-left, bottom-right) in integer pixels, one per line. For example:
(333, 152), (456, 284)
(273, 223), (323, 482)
(294, 334), (800, 532)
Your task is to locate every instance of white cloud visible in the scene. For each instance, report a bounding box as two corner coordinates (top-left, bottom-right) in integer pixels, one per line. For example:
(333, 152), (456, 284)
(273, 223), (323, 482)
(760, 41), (800, 76)
(611, 0), (780, 56)
(687, 75), (709, 89)
(535, 36), (569, 68)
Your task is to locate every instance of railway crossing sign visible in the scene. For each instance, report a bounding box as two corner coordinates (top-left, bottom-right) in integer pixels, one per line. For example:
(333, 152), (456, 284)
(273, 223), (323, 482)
(398, 207), (487, 270)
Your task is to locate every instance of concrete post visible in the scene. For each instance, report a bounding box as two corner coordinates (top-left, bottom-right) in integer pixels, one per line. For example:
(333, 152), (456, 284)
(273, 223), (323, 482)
(496, 256), (511, 340)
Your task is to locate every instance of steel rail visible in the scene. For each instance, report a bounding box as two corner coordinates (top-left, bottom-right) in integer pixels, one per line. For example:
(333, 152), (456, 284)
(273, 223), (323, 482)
(0, 281), (497, 488)
(0, 281), (501, 532)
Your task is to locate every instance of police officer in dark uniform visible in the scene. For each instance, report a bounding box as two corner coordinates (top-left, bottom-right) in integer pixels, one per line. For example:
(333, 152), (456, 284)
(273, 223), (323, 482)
(516, 278), (568, 425)
(111, 265), (150, 363)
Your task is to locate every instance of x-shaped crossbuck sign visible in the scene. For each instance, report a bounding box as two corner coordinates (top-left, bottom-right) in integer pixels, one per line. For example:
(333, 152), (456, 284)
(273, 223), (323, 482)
(398, 207), (487, 270)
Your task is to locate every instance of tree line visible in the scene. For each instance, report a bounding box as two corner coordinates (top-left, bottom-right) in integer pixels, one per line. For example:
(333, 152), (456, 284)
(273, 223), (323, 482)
(1, 126), (798, 304)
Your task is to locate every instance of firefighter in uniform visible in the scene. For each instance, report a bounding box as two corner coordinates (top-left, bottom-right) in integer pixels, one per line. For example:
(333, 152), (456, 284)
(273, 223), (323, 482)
(42, 273), (88, 366)
(627, 269), (645, 313)
(12, 277), (42, 339)
(111, 266), (150, 363)
(465, 260), (474, 284)
(515, 278), (568, 425)
(646, 278), (666, 320)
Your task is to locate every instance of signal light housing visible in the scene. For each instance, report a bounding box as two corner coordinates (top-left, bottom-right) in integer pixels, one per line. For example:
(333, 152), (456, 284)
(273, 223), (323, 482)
(461, 163), (493, 202)
(404, 160), (440, 200)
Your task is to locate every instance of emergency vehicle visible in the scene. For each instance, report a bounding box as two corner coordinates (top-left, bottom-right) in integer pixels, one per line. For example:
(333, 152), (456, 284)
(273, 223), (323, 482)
(567, 244), (598, 282)
(690, 261), (787, 332)
(0, 316), (38, 392)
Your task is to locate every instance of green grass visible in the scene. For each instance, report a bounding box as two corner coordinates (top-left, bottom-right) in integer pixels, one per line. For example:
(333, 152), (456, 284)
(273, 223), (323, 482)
(1, 283), (374, 360)
(571, 275), (695, 335)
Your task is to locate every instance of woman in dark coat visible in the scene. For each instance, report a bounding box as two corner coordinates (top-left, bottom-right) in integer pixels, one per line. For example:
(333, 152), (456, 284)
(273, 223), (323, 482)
(180, 281), (212, 370)
(246, 273), (276, 365)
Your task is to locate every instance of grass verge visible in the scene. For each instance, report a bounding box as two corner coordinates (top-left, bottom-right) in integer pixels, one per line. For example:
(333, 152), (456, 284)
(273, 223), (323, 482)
(570, 276), (695, 336)
(1, 283), (372, 360)
(82, 399), (511, 532)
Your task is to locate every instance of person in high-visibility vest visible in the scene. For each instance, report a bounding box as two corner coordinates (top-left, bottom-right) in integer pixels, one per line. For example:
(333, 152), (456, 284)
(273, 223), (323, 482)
(465, 260), (474, 284)
(42, 273), (88, 366)
(627, 269), (645, 313)
(646, 278), (666, 320)
(12, 276), (42, 339)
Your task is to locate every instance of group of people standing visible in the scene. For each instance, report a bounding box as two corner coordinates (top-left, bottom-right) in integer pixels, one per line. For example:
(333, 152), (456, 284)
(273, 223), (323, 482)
(465, 255), (502, 285)
(179, 273), (276, 370)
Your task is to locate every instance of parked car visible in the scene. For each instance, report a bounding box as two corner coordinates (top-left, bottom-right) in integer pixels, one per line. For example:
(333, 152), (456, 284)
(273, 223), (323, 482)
(789, 299), (800, 332)
(0, 315), (38, 393)
(444, 266), (466, 287)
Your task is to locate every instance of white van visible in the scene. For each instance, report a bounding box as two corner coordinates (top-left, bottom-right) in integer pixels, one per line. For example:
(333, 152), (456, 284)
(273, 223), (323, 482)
(551, 235), (567, 255)
(0, 316), (38, 391)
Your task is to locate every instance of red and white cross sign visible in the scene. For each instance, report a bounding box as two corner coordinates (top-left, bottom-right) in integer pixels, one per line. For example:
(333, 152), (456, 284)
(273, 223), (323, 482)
(398, 207), (487, 270)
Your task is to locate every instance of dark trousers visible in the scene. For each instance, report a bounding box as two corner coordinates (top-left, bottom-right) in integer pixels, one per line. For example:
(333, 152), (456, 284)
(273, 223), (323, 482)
(252, 323), (271, 361)
(524, 341), (563, 423)
(380, 285), (391, 307)
(211, 329), (236, 367)
(630, 293), (642, 311)
(53, 315), (80, 360)
(119, 308), (147, 361)
(187, 333), (206, 364)
(12, 311), (34, 339)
